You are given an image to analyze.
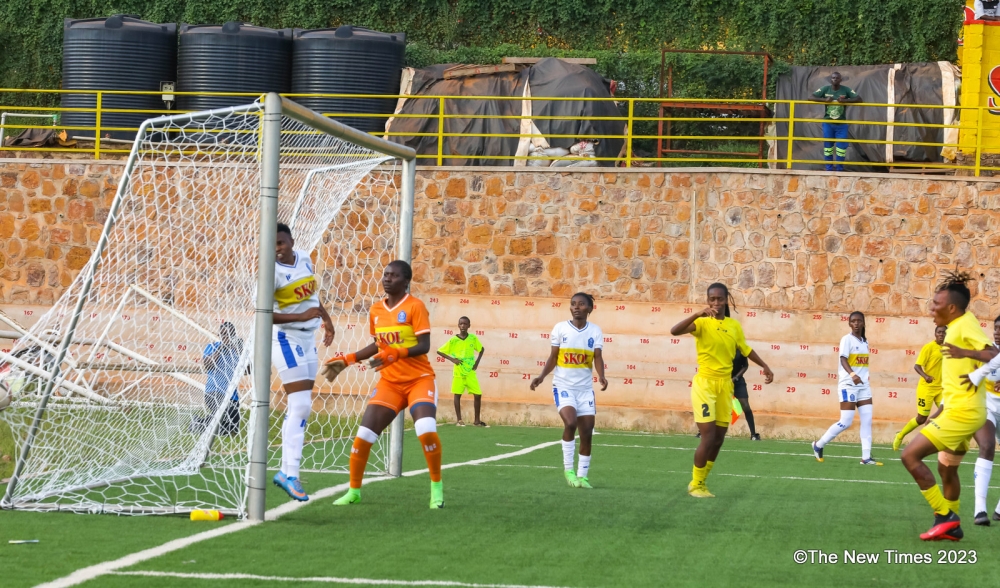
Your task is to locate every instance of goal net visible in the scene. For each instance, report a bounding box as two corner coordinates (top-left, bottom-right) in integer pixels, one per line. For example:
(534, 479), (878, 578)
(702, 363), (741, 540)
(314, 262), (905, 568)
(0, 96), (414, 517)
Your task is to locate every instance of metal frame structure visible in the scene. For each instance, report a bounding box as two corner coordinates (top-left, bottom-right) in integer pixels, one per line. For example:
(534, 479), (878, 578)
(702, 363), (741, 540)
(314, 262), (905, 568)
(0, 93), (417, 522)
(656, 49), (772, 167)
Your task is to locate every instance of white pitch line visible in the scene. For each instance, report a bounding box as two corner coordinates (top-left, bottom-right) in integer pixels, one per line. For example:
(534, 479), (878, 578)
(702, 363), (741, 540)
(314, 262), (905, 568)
(35, 441), (561, 588)
(597, 442), (993, 468)
(594, 443), (912, 463)
(108, 570), (571, 587)
(661, 470), (1000, 489)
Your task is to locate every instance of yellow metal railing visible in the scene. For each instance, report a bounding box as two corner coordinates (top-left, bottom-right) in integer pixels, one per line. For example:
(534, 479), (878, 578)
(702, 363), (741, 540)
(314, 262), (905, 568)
(0, 88), (989, 174)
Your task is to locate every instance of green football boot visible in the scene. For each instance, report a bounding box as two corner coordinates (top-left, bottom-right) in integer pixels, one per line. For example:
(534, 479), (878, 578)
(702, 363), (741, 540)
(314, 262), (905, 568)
(430, 480), (444, 509)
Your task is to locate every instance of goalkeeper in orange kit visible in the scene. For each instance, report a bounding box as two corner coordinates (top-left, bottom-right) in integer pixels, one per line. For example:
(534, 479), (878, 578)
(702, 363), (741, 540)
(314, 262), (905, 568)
(321, 260), (444, 508)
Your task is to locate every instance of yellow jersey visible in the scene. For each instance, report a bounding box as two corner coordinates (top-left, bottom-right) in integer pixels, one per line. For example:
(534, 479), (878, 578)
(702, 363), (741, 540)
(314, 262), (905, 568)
(915, 341), (943, 394)
(941, 312), (991, 413)
(692, 316), (753, 379)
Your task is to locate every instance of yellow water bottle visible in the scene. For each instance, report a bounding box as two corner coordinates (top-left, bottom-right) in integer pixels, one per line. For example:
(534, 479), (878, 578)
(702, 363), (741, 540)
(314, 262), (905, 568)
(189, 509), (223, 521)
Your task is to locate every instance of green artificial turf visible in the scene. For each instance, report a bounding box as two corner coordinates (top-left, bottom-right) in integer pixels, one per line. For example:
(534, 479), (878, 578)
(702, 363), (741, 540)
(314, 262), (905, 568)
(3, 426), (998, 588)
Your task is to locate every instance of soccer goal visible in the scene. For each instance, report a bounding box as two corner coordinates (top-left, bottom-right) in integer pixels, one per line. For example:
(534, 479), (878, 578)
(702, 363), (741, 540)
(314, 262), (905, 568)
(0, 94), (416, 521)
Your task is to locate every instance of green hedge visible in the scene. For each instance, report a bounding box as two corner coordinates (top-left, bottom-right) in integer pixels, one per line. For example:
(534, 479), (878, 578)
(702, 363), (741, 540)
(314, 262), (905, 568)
(0, 0), (961, 101)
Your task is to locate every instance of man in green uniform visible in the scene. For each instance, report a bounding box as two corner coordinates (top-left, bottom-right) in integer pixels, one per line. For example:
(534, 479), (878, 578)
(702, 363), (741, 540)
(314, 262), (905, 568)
(810, 72), (861, 172)
(437, 316), (487, 426)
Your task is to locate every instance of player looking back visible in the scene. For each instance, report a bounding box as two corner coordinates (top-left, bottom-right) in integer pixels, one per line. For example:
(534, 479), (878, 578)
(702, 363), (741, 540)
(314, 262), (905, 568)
(322, 260), (445, 508)
(893, 325), (946, 451)
(670, 282), (773, 498)
(271, 223), (336, 502)
(530, 293), (608, 489)
(901, 272), (994, 541)
(812, 311), (881, 466)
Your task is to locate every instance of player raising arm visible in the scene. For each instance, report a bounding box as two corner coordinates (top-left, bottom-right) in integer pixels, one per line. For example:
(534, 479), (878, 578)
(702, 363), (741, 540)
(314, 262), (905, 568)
(901, 272), (995, 541)
(323, 260), (445, 508)
(893, 325), (946, 451)
(271, 223), (335, 502)
(530, 293), (608, 489)
(670, 282), (773, 498)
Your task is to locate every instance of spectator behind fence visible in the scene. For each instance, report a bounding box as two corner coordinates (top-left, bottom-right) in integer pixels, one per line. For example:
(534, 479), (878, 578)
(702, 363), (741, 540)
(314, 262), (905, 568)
(976, 0), (1000, 21)
(194, 321), (244, 435)
(810, 72), (861, 172)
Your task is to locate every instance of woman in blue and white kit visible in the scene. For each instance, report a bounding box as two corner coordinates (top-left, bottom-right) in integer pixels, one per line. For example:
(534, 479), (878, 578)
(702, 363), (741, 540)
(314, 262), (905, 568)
(271, 223), (335, 501)
(812, 311), (881, 466)
(530, 293), (608, 489)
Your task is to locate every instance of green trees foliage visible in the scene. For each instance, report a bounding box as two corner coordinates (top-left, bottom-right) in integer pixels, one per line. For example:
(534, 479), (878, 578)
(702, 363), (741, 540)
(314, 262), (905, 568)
(0, 1), (963, 103)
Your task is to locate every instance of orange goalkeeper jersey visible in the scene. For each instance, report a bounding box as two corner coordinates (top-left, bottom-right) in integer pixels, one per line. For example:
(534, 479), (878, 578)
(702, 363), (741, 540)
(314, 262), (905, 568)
(369, 294), (434, 384)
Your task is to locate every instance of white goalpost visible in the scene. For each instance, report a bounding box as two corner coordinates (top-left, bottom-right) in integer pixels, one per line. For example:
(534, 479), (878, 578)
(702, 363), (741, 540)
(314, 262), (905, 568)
(0, 93), (416, 521)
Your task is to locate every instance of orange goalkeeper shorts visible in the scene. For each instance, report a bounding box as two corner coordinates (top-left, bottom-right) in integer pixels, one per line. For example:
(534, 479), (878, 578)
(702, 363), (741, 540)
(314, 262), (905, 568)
(369, 375), (438, 414)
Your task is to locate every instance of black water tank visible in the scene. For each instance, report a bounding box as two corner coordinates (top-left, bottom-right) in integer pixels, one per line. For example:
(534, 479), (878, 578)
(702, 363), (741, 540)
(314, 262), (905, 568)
(62, 15), (176, 141)
(178, 22), (292, 111)
(292, 26), (405, 133)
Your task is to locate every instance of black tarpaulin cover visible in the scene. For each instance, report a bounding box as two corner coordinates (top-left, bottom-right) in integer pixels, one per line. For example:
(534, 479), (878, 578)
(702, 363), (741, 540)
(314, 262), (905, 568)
(386, 58), (624, 166)
(774, 63), (958, 171)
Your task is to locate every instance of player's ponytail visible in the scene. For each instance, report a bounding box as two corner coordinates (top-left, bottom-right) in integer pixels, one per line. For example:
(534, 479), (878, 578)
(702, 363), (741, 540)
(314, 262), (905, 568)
(849, 311), (866, 342)
(706, 282), (735, 318)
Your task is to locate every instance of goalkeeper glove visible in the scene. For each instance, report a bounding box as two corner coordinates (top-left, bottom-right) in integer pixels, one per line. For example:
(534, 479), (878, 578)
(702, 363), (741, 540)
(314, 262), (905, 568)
(370, 340), (409, 371)
(321, 352), (357, 382)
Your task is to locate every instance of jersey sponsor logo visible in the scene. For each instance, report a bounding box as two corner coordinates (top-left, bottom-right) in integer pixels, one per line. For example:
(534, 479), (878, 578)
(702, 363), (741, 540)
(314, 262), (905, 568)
(561, 352), (592, 366)
(376, 331), (404, 345)
(397, 311), (407, 323)
(292, 280), (317, 301)
(848, 354), (869, 366)
(274, 276), (319, 308)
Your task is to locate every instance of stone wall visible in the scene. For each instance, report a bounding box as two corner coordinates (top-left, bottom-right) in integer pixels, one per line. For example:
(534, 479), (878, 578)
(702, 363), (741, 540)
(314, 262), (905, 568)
(411, 168), (1000, 318)
(4, 160), (1000, 317)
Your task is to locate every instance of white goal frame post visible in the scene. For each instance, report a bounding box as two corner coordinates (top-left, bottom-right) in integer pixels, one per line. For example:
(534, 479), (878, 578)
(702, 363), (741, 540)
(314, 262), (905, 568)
(1, 93), (417, 522)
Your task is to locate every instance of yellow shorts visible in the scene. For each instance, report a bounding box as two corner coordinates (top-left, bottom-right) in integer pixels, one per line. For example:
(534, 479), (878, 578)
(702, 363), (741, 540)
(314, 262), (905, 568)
(450, 371), (482, 395)
(915, 388), (942, 417)
(691, 374), (733, 427)
(920, 407), (986, 454)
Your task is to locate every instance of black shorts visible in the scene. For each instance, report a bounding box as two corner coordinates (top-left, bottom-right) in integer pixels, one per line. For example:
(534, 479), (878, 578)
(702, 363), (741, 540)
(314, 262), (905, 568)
(733, 379), (748, 399)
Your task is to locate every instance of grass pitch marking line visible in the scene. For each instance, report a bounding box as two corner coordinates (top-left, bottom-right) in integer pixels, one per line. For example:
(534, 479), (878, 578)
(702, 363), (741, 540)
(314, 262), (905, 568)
(594, 443), (909, 463)
(662, 469), (1000, 489)
(598, 442), (987, 468)
(36, 441), (561, 588)
(107, 570), (571, 588)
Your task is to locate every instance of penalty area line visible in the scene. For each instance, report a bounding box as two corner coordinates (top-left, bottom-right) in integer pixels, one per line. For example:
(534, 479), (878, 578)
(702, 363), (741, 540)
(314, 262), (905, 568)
(108, 570), (572, 588)
(35, 441), (561, 588)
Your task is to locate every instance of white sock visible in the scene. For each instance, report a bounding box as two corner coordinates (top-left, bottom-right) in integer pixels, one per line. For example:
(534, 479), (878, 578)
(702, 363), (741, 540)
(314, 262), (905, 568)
(975, 458), (993, 515)
(561, 440), (575, 472)
(282, 391), (312, 478)
(858, 404), (873, 460)
(816, 410), (855, 449)
(577, 454), (591, 479)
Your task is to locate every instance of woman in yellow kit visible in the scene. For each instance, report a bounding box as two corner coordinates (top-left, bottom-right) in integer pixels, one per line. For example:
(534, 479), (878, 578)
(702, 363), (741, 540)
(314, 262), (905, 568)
(901, 272), (995, 541)
(670, 282), (774, 498)
(893, 325), (946, 451)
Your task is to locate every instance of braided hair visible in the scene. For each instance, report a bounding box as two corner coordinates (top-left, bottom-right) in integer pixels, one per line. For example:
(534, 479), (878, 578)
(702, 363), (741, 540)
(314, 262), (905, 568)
(706, 282), (736, 318)
(937, 270), (972, 312)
